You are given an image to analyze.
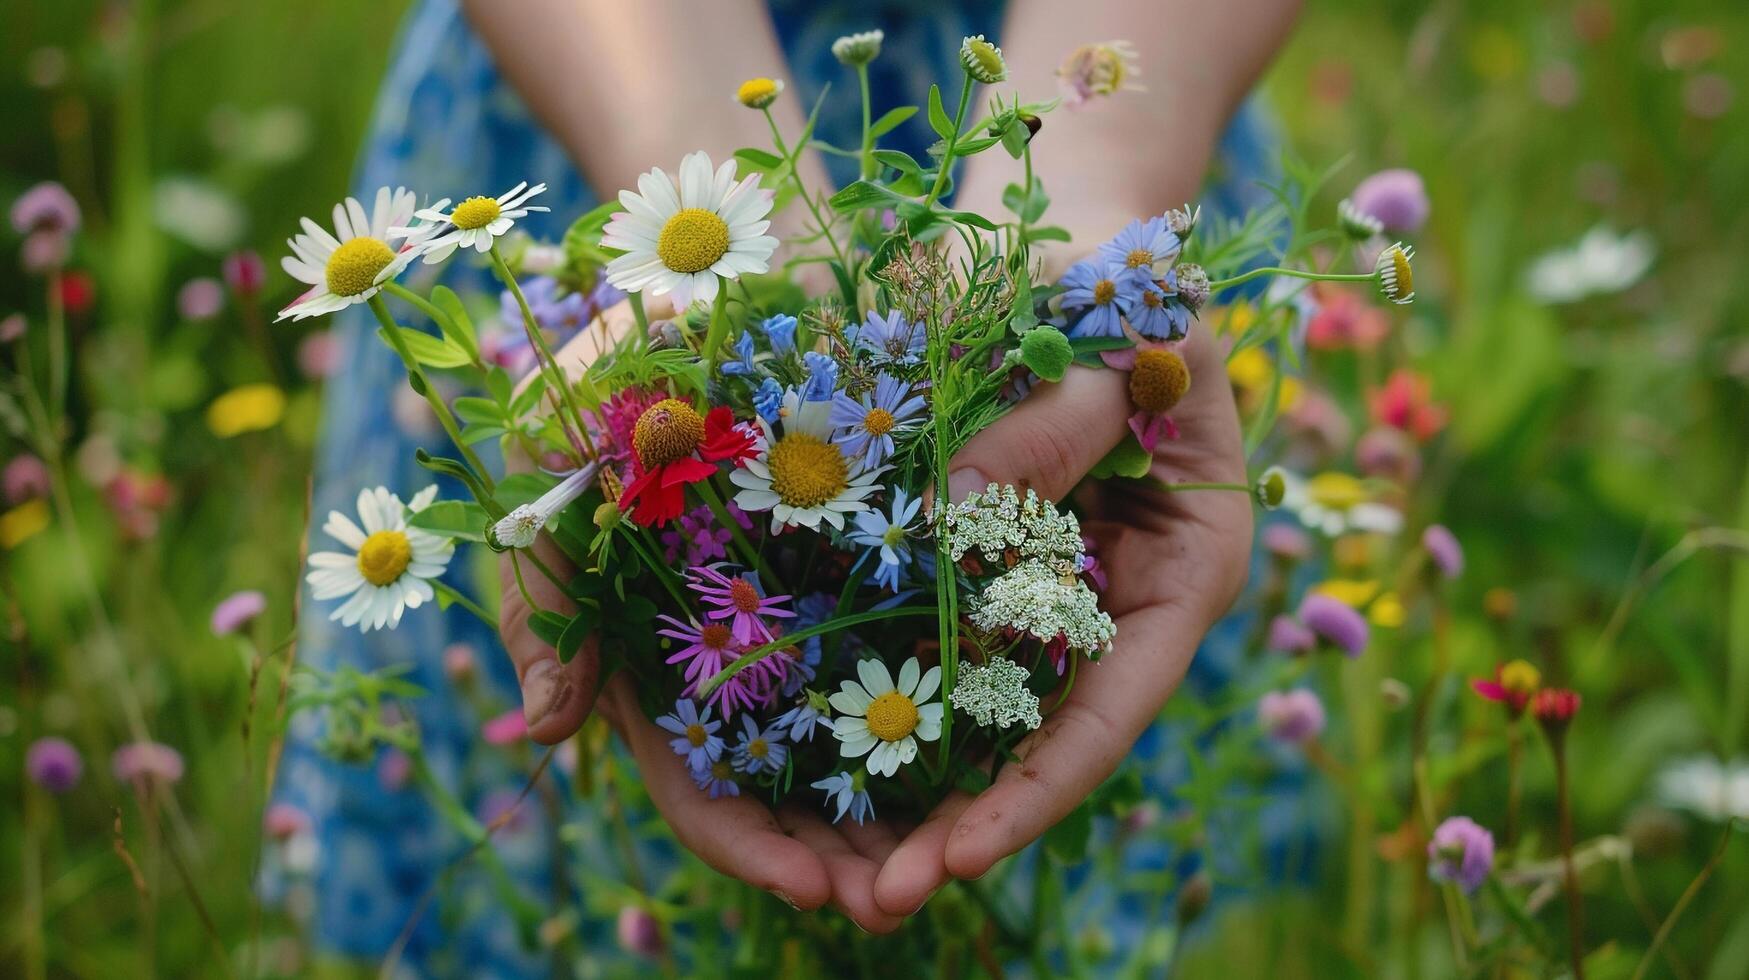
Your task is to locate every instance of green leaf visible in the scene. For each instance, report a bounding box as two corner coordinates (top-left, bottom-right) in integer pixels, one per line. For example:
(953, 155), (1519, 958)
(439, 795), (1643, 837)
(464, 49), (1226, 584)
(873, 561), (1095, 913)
(927, 84), (954, 141)
(733, 147), (784, 171)
(407, 500), (489, 542)
(557, 609), (595, 663)
(1042, 801), (1093, 864)
(827, 180), (901, 214)
(1088, 435), (1153, 480)
(871, 149), (922, 177)
(529, 610), (570, 650)
(376, 326), (472, 369)
(1001, 177), (1050, 223)
(952, 135), (1001, 156)
(939, 208), (998, 232)
(1026, 225), (1072, 243)
(451, 396), (504, 427)
(430, 285), (479, 358)
(1019, 327), (1073, 382)
(868, 105), (918, 139)
(999, 117), (1030, 159)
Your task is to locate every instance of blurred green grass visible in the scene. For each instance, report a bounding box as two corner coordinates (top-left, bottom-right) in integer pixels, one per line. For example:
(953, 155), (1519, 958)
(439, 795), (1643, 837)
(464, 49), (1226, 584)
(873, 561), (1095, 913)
(3, 0), (1748, 976)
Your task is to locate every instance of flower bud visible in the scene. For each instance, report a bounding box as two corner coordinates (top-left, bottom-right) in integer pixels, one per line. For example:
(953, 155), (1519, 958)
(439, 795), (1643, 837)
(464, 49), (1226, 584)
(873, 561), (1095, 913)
(960, 35), (1008, 84)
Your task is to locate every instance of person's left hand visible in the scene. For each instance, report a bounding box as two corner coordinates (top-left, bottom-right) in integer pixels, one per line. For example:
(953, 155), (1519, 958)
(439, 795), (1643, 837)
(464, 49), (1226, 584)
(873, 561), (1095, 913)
(868, 323), (1255, 917)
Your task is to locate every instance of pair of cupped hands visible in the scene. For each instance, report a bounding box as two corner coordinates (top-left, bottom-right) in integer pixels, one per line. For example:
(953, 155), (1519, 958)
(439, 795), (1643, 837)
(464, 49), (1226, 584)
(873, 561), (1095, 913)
(496, 285), (1253, 931)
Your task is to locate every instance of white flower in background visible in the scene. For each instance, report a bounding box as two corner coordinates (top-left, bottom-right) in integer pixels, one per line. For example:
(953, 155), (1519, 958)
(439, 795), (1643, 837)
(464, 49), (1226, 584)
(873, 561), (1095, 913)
(1657, 756), (1749, 823)
(951, 657), (1042, 730)
(492, 462), (599, 549)
(732, 389), (884, 532)
(395, 181), (548, 264)
(830, 657), (943, 778)
(969, 559), (1116, 654)
(831, 30), (884, 67)
(1527, 226), (1655, 304)
(277, 186), (427, 321)
(306, 485), (454, 632)
(1279, 470), (1403, 537)
(601, 151), (777, 308)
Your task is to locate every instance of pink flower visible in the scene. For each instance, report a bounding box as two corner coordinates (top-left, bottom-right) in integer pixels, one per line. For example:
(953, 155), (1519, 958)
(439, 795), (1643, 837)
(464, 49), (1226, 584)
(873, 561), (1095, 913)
(112, 741), (185, 785)
(1127, 410), (1179, 454)
(656, 615), (778, 718)
(27, 737), (83, 793)
(1267, 614), (1316, 654)
(617, 905), (665, 959)
(263, 802), (309, 840)
(442, 642), (477, 683)
(0, 314), (25, 343)
(1305, 286), (1390, 351)
(4, 454), (51, 504)
(687, 565), (794, 646)
(482, 709), (529, 745)
(210, 590), (267, 636)
(1298, 594), (1369, 656)
(1422, 524), (1464, 578)
(378, 748), (412, 791)
(1355, 426), (1421, 483)
(177, 277), (225, 321)
(1369, 369), (1447, 442)
(1258, 689), (1326, 744)
(1261, 523), (1312, 561)
(10, 181), (80, 236)
(222, 250), (266, 295)
(1427, 816), (1494, 894)
(1348, 169), (1430, 235)
(21, 230), (69, 274)
(296, 330), (340, 380)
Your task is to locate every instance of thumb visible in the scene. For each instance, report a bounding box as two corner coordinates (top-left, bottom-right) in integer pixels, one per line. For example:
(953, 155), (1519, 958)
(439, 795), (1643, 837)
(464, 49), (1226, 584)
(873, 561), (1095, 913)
(945, 364), (1131, 505)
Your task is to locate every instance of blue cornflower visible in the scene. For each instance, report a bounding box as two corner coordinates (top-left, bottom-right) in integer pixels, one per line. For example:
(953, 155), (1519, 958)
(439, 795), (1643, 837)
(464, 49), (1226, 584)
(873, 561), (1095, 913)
(761, 313), (798, 355)
(849, 488), (924, 592)
(811, 770), (876, 825)
(1098, 215), (1181, 283)
(1129, 279), (1191, 341)
(801, 351), (838, 401)
(655, 698), (724, 773)
(751, 378), (784, 422)
(719, 331), (759, 376)
(731, 715), (789, 775)
(854, 310), (925, 366)
(691, 758), (740, 799)
(1059, 259), (1141, 339)
(829, 374), (927, 468)
(775, 690), (833, 742)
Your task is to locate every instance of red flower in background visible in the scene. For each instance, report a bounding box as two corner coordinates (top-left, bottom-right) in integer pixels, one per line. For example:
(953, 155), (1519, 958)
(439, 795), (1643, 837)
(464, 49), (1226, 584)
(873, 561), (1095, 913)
(1305, 284), (1390, 351)
(1369, 369), (1447, 442)
(59, 270), (96, 315)
(1533, 688), (1582, 730)
(619, 400), (755, 527)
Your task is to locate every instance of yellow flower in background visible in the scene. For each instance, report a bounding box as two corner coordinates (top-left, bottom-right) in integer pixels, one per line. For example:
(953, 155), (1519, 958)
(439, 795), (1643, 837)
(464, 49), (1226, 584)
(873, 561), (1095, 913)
(208, 383), (286, 437)
(1314, 578), (1381, 609)
(735, 77), (784, 109)
(1, 499), (50, 548)
(1369, 592), (1406, 628)
(1226, 345), (1302, 412)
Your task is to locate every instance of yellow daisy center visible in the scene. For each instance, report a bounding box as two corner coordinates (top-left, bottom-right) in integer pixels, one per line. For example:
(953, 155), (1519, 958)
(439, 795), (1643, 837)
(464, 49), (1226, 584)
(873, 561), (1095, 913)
(766, 433), (849, 510)
(736, 77), (781, 108)
(882, 525), (906, 548)
(861, 407), (896, 436)
(451, 195), (502, 231)
(865, 690), (919, 742)
(325, 237), (395, 298)
(1129, 348), (1191, 415)
(1142, 289), (1164, 309)
(710, 759), (734, 780)
(747, 737), (769, 759)
(1093, 279), (1117, 305)
(632, 398), (706, 469)
(1307, 473), (1368, 511)
(1501, 659), (1541, 695)
(356, 529), (412, 587)
(685, 723), (708, 747)
(1388, 248), (1414, 296)
(657, 208), (731, 274)
(1126, 248), (1154, 269)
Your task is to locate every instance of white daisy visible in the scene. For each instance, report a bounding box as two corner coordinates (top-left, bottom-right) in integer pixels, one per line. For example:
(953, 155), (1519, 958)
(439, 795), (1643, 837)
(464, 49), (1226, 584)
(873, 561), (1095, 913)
(277, 186), (427, 321)
(830, 657), (944, 778)
(395, 181), (548, 265)
(305, 485), (454, 632)
(601, 151), (777, 308)
(1279, 470), (1403, 537)
(731, 389), (884, 532)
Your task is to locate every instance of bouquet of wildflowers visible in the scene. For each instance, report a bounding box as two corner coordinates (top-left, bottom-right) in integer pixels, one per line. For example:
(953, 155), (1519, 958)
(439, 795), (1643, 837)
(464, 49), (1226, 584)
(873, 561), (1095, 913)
(283, 32), (1415, 827)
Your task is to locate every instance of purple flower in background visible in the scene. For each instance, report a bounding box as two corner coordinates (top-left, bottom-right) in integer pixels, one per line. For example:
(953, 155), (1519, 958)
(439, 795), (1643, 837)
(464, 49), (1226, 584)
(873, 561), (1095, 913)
(661, 503), (749, 565)
(656, 698), (724, 773)
(10, 181), (80, 235)
(1257, 689), (1326, 744)
(1422, 524), (1464, 579)
(616, 905), (665, 960)
(26, 737), (83, 793)
(177, 277), (225, 321)
(1299, 594), (1370, 656)
(1268, 614), (1316, 654)
(1347, 169), (1429, 234)
(688, 565), (795, 645)
(477, 789), (533, 835)
(1427, 816), (1494, 894)
(210, 590), (267, 636)
(830, 373), (926, 468)
(499, 275), (589, 336)
(1060, 259), (1141, 339)
(1261, 523), (1312, 561)
(854, 310), (926, 366)
(4, 454), (50, 504)
(112, 741), (185, 785)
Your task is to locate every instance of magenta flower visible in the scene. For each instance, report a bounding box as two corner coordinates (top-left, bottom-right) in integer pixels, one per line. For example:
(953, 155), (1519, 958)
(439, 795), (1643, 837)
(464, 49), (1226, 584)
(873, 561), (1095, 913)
(656, 615), (778, 717)
(660, 503), (750, 565)
(112, 741), (185, 785)
(1422, 524), (1464, 579)
(263, 802), (310, 840)
(1261, 523), (1311, 561)
(482, 709), (529, 745)
(1348, 169), (1429, 234)
(616, 905), (665, 959)
(4, 453), (51, 504)
(1427, 816), (1494, 894)
(210, 590), (267, 636)
(687, 565), (794, 646)
(26, 737), (83, 793)
(1258, 690), (1326, 744)
(442, 642), (477, 683)
(1298, 594), (1369, 656)
(222, 250), (266, 295)
(10, 181), (81, 236)
(1267, 614), (1316, 654)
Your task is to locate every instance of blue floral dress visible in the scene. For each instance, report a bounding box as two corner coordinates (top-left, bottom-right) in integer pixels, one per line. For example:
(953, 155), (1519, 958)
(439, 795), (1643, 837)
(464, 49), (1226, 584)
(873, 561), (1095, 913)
(275, 0), (1299, 973)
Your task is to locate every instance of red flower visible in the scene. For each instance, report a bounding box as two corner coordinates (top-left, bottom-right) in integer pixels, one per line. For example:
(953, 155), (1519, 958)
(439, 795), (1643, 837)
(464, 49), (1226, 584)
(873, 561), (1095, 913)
(1471, 659), (1540, 715)
(1369, 369), (1447, 442)
(619, 400), (754, 527)
(59, 270), (96, 315)
(1532, 688), (1581, 730)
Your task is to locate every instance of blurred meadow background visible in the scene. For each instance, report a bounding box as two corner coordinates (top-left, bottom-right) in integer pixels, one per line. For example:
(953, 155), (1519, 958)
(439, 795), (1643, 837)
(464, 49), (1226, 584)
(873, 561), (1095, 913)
(3, 1), (1747, 977)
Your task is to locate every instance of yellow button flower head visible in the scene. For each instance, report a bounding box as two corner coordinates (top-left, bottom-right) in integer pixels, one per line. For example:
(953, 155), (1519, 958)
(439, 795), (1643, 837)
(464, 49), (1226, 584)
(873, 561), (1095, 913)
(207, 383), (286, 438)
(960, 35), (1007, 84)
(735, 77), (784, 109)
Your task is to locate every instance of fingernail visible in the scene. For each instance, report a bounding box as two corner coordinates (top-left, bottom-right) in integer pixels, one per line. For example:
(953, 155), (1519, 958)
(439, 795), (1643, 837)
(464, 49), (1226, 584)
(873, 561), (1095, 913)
(947, 467), (989, 505)
(772, 889), (800, 911)
(522, 659), (570, 728)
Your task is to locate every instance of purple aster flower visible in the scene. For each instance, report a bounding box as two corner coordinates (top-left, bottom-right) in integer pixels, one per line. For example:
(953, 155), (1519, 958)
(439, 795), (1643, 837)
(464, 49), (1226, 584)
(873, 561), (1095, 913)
(112, 741), (185, 785)
(1262, 523), (1312, 561)
(1097, 215), (1181, 280)
(854, 310), (925, 366)
(830, 374), (926, 468)
(1298, 594), (1370, 657)
(731, 714), (789, 775)
(1422, 524), (1464, 579)
(811, 770), (875, 824)
(719, 330), (759, 376)
(660, 503), (749, 565)
(1427, 816), (1494, 894)
(210, 589), (267, 636)
(26, 737), (83, 793)
(692, 758), (740, 798)
(1127, 279), (1191, 341)
(1059, 259), (1141, 339)
(775, 693), (833, 742)
(760, 313), (798, 355)
(1268, 614), (1317, 653)
(848, 488), (923, 593)
(1348, 169), (1429, 234)
(751, 378), (784, 421)
(656, 698), (725, 773)
(1257, 689), (1326, 744)
(688, 565), (795, 645)
(499, 275), (590, 336)
(10, 181), (81, 236)
(801, 351), (838, 401)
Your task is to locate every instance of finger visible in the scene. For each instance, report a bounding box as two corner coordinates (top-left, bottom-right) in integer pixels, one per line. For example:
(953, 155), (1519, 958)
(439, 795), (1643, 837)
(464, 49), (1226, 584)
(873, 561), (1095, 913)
(943, 604), (1195, 880)
(777, 806), (906, 934)
(872, 789), (977, 917)
(497, 526), (598, 743)
(610, 681), (831, 909)
(836, 813), (902, 866)
(945, 363), (1130, 505)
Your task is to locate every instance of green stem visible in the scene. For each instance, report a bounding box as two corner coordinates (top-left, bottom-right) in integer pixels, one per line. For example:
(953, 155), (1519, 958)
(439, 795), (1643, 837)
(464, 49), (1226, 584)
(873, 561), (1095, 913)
(1209, 266), (1377, 293)
(1145, 479), (1254, 494)
(924, 74), (975, 207)
(382, 281), (482, 366)
(432, 581), (496, 629)
(628, 291), (650, 336)
(856, 64), (875, 181)
(622, 525), (692, 613)
(760, 107), (849, 273)
(698, 607), (938, 695)
(366, 295), (496, 493)
(1630, 820), (1740, 980)
(699, 288), (731, 374)
(489, 245), (599, 431)
(695, 477), (782, 592)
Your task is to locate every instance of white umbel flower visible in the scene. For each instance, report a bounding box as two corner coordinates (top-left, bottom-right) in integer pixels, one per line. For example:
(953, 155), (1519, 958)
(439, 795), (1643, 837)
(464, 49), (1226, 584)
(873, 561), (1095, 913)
(951, 657), (1042, 730)
(306, 485), (454, 632)
(969, 559), (1116, 654)
(395, 181), (548, 265)
(278, 186), (427, 321)
(731, 389), (884, 532)
(830, 657), (944, 778)
(601, 151), (777, 308)
(491, 461), (599, 549)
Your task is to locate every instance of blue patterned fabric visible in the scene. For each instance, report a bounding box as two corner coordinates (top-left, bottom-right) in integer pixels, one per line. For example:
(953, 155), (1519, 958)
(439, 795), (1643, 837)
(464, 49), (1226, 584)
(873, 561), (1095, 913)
(276, 0), (1295, 973)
